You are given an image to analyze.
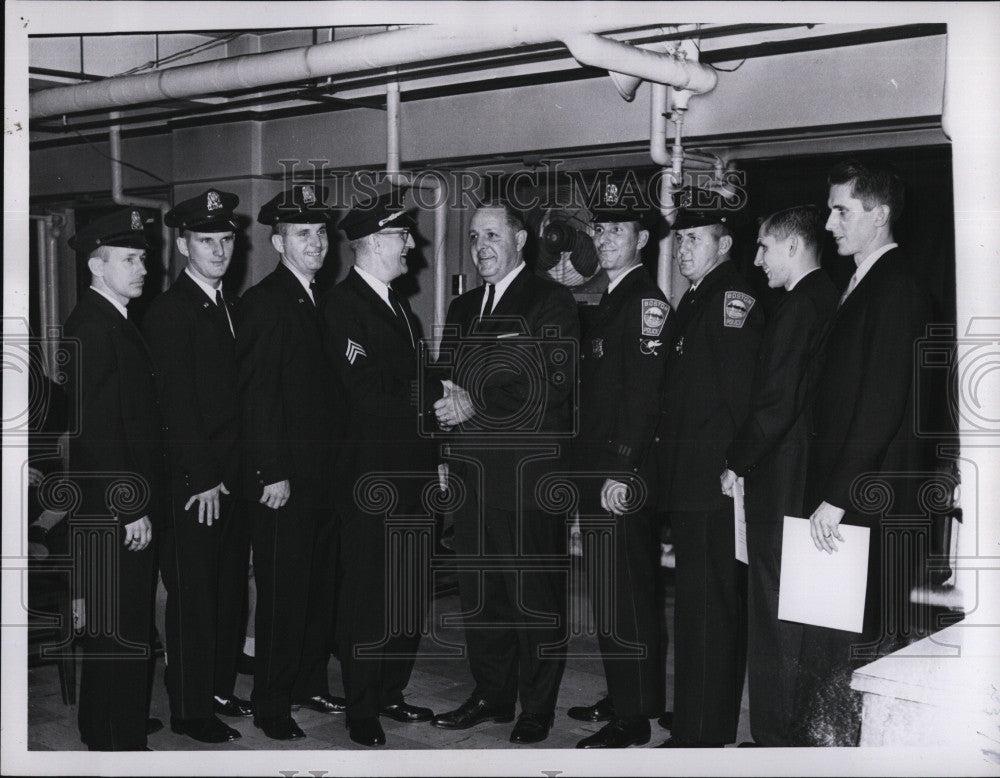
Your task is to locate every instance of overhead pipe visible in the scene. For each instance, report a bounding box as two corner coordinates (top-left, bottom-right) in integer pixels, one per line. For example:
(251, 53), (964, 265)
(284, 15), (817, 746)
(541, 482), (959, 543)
(383, 70), (448, 357)
(31, 25), (719, 119)
(108, 112), (173, 291)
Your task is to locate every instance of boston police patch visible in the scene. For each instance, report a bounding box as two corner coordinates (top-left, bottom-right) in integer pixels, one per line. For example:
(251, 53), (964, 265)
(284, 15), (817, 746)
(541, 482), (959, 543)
(723, 291), (755, 328)
(641, 299), (668, 336)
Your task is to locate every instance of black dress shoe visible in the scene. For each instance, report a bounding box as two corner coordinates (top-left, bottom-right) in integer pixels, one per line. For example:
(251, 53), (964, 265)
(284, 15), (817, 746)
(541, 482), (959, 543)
(214, 695), (253, 717)
(380, 702), (434, 723)
(658, 710), (673, 730)
(576, 717), (651, 748)
(510, 712), (554, 744)
(254, 715), (305, 741)
(737, 741), (761, 747)
(430, 697), (515, 730)
(292, 693), (347, 714)
(347, 716), (385, 746)
(656, 737), (724, 748)
(170, 716), (241, 743)
(567, 696), (614, 723)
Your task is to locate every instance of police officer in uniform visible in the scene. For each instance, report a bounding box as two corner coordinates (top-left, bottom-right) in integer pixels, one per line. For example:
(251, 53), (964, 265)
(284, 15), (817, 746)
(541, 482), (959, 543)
(571, 185), (673, 748)
(142, 189), (250, 744)
(321, 188), (437, 747)
(64, 209), (166, 750)
(237, 184), (344, 741)
(653, 209), (764, 747)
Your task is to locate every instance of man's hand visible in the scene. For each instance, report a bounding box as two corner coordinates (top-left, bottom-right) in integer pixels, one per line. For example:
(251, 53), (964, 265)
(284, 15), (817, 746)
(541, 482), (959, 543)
(260, 479), (290, 510)
(438, 463), (450, 493)
(600, 478), (629, 516)
(720, 468), (739, 497)
(123, 515), (152, 552)
(809, 501), (846, 553)
(434, 379), (475, 428)
(27, 466), (44, 487)
(184, 482), (230, 525)
(72, 597), (86, 632)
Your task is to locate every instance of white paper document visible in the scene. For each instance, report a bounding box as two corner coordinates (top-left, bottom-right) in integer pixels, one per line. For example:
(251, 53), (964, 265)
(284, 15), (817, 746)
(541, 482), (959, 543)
(777, 516), (870, 633)
(733, 478), (748, 565)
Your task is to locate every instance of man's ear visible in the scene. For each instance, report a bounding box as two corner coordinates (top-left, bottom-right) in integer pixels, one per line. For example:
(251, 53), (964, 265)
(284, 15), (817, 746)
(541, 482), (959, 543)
(636, 229), (650, 252)
(787, 235), (799, 258)
(270, 232), (285, 255)
(515, 229), (528, 252)
(718, 234), (733, 256)
(873, 203), (891, 228)
(87, 254), (104, 279)
(175, 235), (190, 258)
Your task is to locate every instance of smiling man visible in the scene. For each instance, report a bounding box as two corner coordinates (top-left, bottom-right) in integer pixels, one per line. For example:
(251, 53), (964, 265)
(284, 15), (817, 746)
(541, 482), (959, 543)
(143, 189), (250, 745)
(236, 184), (344, 741)
(568, 184), (672, 749)
(720, 205), (837, 745)
(651, 208), (764, 748)
(321, 186), (437, 747)
(430, 200), (579, 745)
(793, 161), (933, 746)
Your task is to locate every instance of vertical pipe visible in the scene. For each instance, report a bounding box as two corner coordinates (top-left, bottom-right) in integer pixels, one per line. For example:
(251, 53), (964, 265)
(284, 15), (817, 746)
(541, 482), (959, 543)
(33, 216), (51, 373)
(45, 217), (61, 374)
(386, 73), (401, 183)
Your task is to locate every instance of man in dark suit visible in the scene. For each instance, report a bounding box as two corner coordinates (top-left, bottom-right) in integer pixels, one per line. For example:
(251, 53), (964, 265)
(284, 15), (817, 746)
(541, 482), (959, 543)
(142, 189), (250, 744)
(571, 188), (674, 748)
(652, 209), (764, 748)
(64, 209), (165, 750)
(793, 161), (933, 746)
(430, 201), (580, 745)
(320, 187), (438, 747)
(236, 184), (344, 741)
(719, 205), (838, 746)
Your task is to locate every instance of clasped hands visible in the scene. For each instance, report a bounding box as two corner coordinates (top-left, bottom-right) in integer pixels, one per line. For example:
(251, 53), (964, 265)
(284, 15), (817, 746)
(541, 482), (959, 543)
(434, 379), (475, 430)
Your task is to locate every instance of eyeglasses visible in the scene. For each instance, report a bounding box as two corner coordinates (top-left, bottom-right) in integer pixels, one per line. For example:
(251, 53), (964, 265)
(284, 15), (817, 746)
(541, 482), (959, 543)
(381, 229), (411, 241)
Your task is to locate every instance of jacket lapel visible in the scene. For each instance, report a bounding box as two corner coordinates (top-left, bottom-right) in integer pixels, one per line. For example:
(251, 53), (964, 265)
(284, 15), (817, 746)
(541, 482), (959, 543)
(345, 268), (414, 347)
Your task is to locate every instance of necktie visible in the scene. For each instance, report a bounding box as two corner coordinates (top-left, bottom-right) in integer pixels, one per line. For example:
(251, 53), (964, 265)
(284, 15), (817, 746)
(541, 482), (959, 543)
(216, 289), (235, 337)
(308, 279), (317, 305)
(839, 273), (859, 307)
(482, 283), (496, 317)
(388, 288), (415, 348)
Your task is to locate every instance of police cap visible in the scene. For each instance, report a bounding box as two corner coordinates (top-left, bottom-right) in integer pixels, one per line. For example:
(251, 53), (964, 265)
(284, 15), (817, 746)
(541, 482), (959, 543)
(338, 187), (416, 241)
(257, 184), (336, 226)
(68, 208), (153, 256)
(165, 189), (240, 232)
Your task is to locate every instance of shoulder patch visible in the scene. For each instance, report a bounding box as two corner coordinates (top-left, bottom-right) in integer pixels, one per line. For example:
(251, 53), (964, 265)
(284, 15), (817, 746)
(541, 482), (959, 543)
(723, 291), (755, 328)
(641, 299), (669, 336)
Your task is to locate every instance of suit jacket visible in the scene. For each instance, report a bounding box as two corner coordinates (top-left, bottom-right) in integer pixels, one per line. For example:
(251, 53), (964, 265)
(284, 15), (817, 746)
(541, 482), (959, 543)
(575, 266), (673, 481)
(142, 270), (241, 498)
(727, 269), (838, 523)
(320, 267), (435, 511)
(806, 248), (933, 517)
(64, 289), (166, 523)
(236, 261), (339, 502)
(434, 267), (580, 510)
(656, 260), (764, 513)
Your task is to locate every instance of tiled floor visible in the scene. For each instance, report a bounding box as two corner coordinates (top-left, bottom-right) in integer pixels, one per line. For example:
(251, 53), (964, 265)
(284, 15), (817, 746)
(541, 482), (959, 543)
(27, 570), (752, 751)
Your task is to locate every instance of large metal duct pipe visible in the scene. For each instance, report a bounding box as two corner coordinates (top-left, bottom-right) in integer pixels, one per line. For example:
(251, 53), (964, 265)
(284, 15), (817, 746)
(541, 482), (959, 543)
(31, 26), (718, 119)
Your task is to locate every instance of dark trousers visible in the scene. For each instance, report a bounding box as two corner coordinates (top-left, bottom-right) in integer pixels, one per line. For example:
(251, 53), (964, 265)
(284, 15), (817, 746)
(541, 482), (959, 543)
(336, 506), (428, 719)
(454, 499), (569, 716)
(670, 508), (747, 744)
(251, 492), (334, 718)
(77, 520), (156, 750)
(581, 506), (664, 719)
(746, 520), (802, 745)
(160, 491), (250, 719)
(291, 512), (338, 701)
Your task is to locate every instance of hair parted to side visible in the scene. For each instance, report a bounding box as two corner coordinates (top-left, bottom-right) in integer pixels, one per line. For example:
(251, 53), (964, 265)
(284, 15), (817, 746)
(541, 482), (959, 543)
(473, 197), (527, 233)
(760, 205), (825, 251)
(828, 159), (905, 225)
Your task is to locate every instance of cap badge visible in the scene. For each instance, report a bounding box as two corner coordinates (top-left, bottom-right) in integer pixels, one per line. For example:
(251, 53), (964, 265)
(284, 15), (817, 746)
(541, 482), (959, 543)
(604, 183), (620, 206)
(378, 209), (404, 227)
(207, 190), (223, 211)
(130, 210), (143, 231)
(301, 185), (316, 205)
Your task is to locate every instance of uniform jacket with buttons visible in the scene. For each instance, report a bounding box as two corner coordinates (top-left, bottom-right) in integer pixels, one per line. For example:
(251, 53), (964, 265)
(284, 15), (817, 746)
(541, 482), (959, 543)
(236, 261), (339, 502)
(655, 259), (764, 513)
(575, 266), (673, 489)
(320, 267), (435, 511)
(142, 270), (242, 498)
(726, 269), (838, 523)
(64, 289), (167, 524)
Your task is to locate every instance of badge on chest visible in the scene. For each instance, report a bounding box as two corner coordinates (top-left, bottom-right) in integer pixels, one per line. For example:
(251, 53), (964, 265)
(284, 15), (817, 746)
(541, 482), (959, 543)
(592, 338), (604, 359)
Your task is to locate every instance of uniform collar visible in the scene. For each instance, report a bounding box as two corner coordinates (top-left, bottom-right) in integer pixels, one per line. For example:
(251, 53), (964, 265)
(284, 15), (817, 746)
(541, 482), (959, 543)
(89, 285), (129, 319)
